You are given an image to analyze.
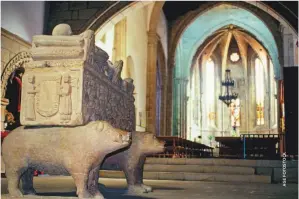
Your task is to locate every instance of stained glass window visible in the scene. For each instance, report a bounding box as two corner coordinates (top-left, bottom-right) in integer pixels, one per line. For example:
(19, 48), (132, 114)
(231, 98), (241, 127)
(206, 58), (215, 124)
(269, 60), (277, 126)
(255, 58), (265, 125)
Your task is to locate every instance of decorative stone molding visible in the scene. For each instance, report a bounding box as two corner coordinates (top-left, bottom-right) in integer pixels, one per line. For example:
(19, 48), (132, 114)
(19, 24), (135, 131)
(1, 98), (9, 131)
(1, 28), (31, 49)
(1, 51), (32, 98)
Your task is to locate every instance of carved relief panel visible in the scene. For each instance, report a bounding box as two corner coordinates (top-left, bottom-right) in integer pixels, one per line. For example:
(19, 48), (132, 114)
(82, 67), (135, 132)
(20, 68), (83, 126)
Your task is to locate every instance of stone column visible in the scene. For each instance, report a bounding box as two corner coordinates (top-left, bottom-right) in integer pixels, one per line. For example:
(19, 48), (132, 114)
(177, 78), (182, 136)
(183, 79), (189, 139)
(172, 77), (178, 136)
(160, 67), (168, 136)
(1, 98), (9, 131)
(165, 67), (173, 136)
(175, 78), (189, 139)
(146, 31), (158, 134)
(265, 58), (271, 131)
(277, 80), (285, 155)
(181, 79), (185, 138)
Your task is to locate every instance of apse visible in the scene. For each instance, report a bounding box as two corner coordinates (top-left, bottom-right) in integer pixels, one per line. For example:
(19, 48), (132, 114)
(174, 3), (281, 80)
(172, 4), (282, 142)
(185, 26), (278, 146)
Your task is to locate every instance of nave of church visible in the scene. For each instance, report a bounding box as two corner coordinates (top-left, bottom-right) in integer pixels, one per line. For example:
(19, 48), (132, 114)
(0, 2), (298, 197)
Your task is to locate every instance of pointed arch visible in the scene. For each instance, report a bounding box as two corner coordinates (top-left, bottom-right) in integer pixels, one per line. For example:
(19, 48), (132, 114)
(146, 1), (165, 134)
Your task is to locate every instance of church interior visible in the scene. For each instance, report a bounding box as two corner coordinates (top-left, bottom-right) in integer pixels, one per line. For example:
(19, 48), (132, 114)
(1, 1), (298, 198)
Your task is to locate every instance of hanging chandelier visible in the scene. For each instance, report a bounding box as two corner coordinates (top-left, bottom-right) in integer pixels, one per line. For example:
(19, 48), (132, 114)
(219, 69), (238, 107)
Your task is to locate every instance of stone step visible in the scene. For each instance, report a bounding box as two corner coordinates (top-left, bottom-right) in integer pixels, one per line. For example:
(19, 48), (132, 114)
(144, 164), (255, 175)
(99, 170), (271, 184)
(145, 158), (298, 168)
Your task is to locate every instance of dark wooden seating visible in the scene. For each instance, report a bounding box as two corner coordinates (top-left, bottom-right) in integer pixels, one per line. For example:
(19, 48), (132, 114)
(215, 134), (280, 159)
(153, 136), (213, 158)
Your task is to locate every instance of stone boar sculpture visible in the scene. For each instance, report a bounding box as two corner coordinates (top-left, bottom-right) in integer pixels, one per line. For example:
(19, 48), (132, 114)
(2, 121), (131, 199)
(87, 132), (165, 195)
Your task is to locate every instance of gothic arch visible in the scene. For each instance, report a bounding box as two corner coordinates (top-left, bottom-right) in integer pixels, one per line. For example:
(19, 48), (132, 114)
(169, 1), (296, 80)
(1, 51), (32, 98)
(146, 1), (165, 133)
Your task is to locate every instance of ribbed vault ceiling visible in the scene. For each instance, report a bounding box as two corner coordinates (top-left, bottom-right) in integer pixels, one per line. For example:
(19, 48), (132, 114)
(193, 25), (268, 70)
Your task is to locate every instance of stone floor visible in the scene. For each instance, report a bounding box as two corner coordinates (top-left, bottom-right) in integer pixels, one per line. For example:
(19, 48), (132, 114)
(1, 176), (298, 199)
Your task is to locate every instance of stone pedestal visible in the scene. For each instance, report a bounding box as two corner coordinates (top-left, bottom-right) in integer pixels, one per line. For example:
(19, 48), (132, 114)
(19, 25), (135, 131)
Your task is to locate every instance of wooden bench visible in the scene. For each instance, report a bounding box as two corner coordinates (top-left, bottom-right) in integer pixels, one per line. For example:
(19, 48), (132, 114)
(153, 136), (213, 158)
(215, 134), (280, 159)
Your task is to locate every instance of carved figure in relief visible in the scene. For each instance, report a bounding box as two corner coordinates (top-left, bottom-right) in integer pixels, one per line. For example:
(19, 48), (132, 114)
(59, 74), (72, 123)
(80, 30), (94, 63)
(105, 60), (115, 80)
(26, 75), (38, 121)
(124, 78), (135, 94)
(70, 76), (79, 113)
(111, 60), (123, 85)
(97, 85), (108, 119)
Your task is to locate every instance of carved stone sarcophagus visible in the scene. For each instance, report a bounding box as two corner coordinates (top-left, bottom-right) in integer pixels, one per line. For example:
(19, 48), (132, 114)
(20, 24), (135, 131)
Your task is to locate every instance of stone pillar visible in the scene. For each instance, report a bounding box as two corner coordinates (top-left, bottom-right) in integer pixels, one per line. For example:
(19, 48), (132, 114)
(265, 58), (271, 131)
(177, 78), (182, 136)
(183, 79), (189, 139)
(165, 67), (173, 136)
(175, 78), (188, 138)
(277, 80), (285, 155)
(160, 67), (168, 136)
(180, 79), (185, 138)
(1, 98), (9, 131)
(146, 31), (158, 134)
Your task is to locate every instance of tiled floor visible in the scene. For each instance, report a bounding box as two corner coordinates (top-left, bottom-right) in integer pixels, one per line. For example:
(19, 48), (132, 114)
(1, 176), (298, 199)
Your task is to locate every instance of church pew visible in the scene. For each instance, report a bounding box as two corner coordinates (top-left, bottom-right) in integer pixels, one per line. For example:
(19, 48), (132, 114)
(215, 134), (280, 159)
(154, 136), (213, 158)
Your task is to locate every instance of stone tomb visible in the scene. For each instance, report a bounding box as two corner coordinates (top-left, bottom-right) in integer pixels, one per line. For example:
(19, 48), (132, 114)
(20, 24), (135, 131)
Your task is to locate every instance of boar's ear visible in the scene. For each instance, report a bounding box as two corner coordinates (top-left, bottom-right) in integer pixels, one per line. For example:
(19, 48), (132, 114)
(95, 121), (105, 132)
(87, 121), (105, 131)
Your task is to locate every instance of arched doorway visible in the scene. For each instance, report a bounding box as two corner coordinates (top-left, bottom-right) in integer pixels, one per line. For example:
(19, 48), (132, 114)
(1, 51), (31, 131)
(4, 67), (25, 130)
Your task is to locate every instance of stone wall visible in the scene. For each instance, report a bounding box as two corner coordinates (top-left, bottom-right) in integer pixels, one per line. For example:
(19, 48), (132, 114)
(1, 29), (31, 74)
(46, 1), (132, 34)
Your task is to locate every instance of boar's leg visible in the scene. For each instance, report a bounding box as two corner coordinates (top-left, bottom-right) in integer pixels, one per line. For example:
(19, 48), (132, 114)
(6, 168), (25, 197)
(141, 184), (153, 193)
(68, 164), (93, 199)
(122, 155), (150, 194)
(20, 168), (36, 195)
(136, 155), (153, 192)
(87, 166), (103, 198)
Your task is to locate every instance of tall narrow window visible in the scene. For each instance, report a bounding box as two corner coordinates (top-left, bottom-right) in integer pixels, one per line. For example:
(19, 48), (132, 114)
(206, 58), (215, 124)
(255, 58), (265, 125)
(270, 61), (277, 127)
(231, 98), (241, 127)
